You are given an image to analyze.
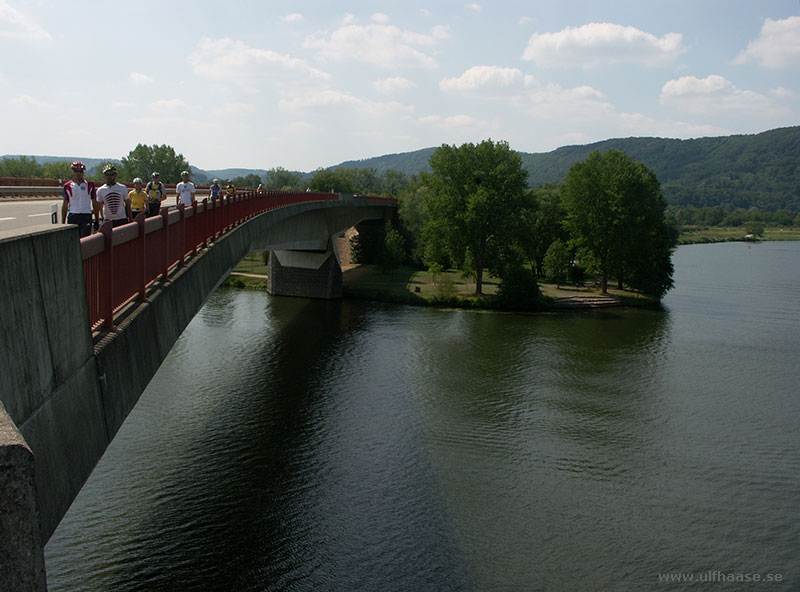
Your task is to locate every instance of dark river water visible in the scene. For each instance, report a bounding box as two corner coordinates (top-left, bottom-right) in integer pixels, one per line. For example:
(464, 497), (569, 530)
(45, 242), (800, 591)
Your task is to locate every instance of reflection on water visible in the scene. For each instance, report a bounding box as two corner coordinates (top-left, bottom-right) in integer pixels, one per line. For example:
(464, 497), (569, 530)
(46, 242), (800, 591)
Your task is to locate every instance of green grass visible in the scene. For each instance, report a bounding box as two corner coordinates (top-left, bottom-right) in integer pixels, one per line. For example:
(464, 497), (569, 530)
(678, 226), (800, 244)
(232, 251), (269, 275)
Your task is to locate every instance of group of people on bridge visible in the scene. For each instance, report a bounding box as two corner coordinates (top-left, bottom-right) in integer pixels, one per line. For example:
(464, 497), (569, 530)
(61, 161), (237, 238)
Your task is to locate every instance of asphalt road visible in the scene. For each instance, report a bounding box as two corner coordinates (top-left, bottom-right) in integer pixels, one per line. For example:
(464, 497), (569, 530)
(0, 200), (63, 233)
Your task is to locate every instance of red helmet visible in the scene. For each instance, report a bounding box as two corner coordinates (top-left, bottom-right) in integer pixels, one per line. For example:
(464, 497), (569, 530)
(71, 161), (86, 171)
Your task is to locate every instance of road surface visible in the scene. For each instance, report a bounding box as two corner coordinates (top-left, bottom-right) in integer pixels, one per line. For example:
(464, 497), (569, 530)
(0, 200), (62, 233)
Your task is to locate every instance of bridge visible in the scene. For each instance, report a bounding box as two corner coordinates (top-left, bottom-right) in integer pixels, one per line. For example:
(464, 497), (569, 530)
(0, 190), (396, 591)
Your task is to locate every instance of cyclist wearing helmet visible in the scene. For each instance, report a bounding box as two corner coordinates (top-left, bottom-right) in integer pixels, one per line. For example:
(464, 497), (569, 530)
(225, 179), (236, 198)
(176, 170), (196, 207)
(209, 179), (221, 199)
(96, 164), (132, 227)
(129, 177), (147, 218)
(145, 172), (165, 216)
(61, 161), (98, 238)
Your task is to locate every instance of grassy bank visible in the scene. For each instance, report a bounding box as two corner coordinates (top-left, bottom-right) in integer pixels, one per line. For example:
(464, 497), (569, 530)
(678, 226), (800, 244)
(222, 252), (657, 310)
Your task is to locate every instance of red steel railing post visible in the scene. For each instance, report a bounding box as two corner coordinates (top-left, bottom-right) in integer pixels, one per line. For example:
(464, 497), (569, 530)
(135, 212), (146, 301)
(160, 207), (169, 282)
(100, 220), (114, 330)
(191, 200), (198, 257)
(178, 203), (185, 268)
(201, 198), (209, 248)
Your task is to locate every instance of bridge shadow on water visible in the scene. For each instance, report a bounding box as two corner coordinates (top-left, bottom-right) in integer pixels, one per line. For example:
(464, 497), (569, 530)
(47, 292), (470, 592)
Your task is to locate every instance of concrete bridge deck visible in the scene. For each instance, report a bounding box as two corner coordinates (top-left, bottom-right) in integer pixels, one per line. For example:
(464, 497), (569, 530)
(0, 191), (395, 590)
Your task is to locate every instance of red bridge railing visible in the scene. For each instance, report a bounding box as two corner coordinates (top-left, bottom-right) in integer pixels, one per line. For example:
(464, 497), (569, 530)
(80, 190), (394, 332)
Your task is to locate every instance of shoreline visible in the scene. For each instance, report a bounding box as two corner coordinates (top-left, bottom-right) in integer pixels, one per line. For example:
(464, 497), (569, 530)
(224, 265), (660, 312)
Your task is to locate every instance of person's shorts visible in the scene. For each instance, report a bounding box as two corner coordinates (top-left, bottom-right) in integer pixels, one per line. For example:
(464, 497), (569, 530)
(67, 213), (92, 238)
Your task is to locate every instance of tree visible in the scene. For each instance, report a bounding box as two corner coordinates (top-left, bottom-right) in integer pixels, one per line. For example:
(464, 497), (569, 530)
(561, 149), (676, 298)
(309, 168), (355, 193)
(42, 160), (74, 180)
(119, 144), (191, 183)
(0, 155), (43, 177)
(381, 169), (411, 197)
(543, 239), (571, 288)
(380, 220), (406, 274)
(745, 221), (765, 237)
(520, 184), (568, 277)
(232, 173), (262, 188)
(421, 139), (529, 295)
(264, 167), (302, 190)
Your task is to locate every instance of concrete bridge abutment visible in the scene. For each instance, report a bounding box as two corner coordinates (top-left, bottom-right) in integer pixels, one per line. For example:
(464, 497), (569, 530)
(267, 239), (343, 299)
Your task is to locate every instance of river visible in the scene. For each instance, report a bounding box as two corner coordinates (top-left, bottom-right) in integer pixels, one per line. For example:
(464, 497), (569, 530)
(44, 241), (800, 591)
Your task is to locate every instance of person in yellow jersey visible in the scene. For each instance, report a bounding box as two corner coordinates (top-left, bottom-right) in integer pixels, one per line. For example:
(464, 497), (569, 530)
(129, 178), (148, 218)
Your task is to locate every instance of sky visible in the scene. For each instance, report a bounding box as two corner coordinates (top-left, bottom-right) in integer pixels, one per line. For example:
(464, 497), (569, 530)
(1, 0), (799, 172)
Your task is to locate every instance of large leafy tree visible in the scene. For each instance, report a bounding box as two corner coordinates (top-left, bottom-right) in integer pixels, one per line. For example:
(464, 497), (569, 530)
(309, 169), (355, 193)
(120, 144), (191, 183)
(264, 167), (302, 190)
(421, 139), (529, 295)
(561, 149), (676, 298)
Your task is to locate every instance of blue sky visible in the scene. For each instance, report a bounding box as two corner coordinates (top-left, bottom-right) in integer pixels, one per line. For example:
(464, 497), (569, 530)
(1, 0), (798, 171)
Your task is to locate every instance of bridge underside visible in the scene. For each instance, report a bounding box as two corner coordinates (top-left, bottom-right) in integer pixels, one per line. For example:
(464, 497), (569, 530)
(0, 196), (392, 590)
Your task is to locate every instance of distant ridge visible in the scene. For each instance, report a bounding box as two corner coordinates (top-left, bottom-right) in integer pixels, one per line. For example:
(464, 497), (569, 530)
(331, 126), (800, 211)
(4, 126), (799, 210)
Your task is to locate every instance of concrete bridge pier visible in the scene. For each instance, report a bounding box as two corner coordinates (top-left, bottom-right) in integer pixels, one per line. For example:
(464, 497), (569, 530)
(268, 238), (343, 299)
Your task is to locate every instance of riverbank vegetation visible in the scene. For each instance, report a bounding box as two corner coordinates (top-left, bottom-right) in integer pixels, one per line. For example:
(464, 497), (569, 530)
(349, 141), (677, 310)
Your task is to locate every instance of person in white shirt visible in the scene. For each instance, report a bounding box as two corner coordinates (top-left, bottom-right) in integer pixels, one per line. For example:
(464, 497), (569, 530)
(61, 160), (98, 237)
(96, 164), (132, 228)
(175, 170), (196, 207)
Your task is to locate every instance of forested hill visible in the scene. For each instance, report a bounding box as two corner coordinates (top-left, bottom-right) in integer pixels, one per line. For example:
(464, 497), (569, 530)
(336, 126), (800, 211)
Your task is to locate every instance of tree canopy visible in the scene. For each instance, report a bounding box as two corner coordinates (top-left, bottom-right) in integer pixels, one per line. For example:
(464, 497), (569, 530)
(561, 149), (676, 298)
(308, 169), (356, 193)
(264, 167), (302, 190)
(119, 144), (191, 183)
(421, 139), (530, 295)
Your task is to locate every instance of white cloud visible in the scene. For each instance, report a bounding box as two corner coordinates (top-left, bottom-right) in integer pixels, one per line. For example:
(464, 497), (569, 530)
(514, 82), (617, 122)
(282, 13), (303, 22)
(522, 22), (685, 67)
(440, 66), (524, 91)
(770, 86), (797, 99)
(112, 101), (136, 108)
(189, 37), (331, 92)
(734, 16), (800, 68)
(0, 1), (51, 40)
(9, 94), (54, 109)
(149, 98), (186, 111)
(342, 13), (356, 25)
(373, 76), (417, 93)
(130, 72), (154, 85)
(303, 24), (449, 69)
(214, 102), (256, 115)
(466, 3), (481, 12)
(417, 114), (483, 129)
(279, 89), (413, 118)
(518, 16), (535, 26)
(616, 112), (730, 138)
(660, 74), (778, 114)
(371, 13), (390, 23)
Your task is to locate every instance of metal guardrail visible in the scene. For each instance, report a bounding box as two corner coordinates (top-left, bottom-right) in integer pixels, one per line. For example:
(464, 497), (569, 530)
(79, 190), (396, 332)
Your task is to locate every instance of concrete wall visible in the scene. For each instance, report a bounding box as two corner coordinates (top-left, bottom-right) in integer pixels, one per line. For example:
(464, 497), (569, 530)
(0, 198), (392, 588)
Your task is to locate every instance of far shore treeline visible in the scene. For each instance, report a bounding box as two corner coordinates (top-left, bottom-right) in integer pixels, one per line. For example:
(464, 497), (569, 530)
(3, 127), (799, 307)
